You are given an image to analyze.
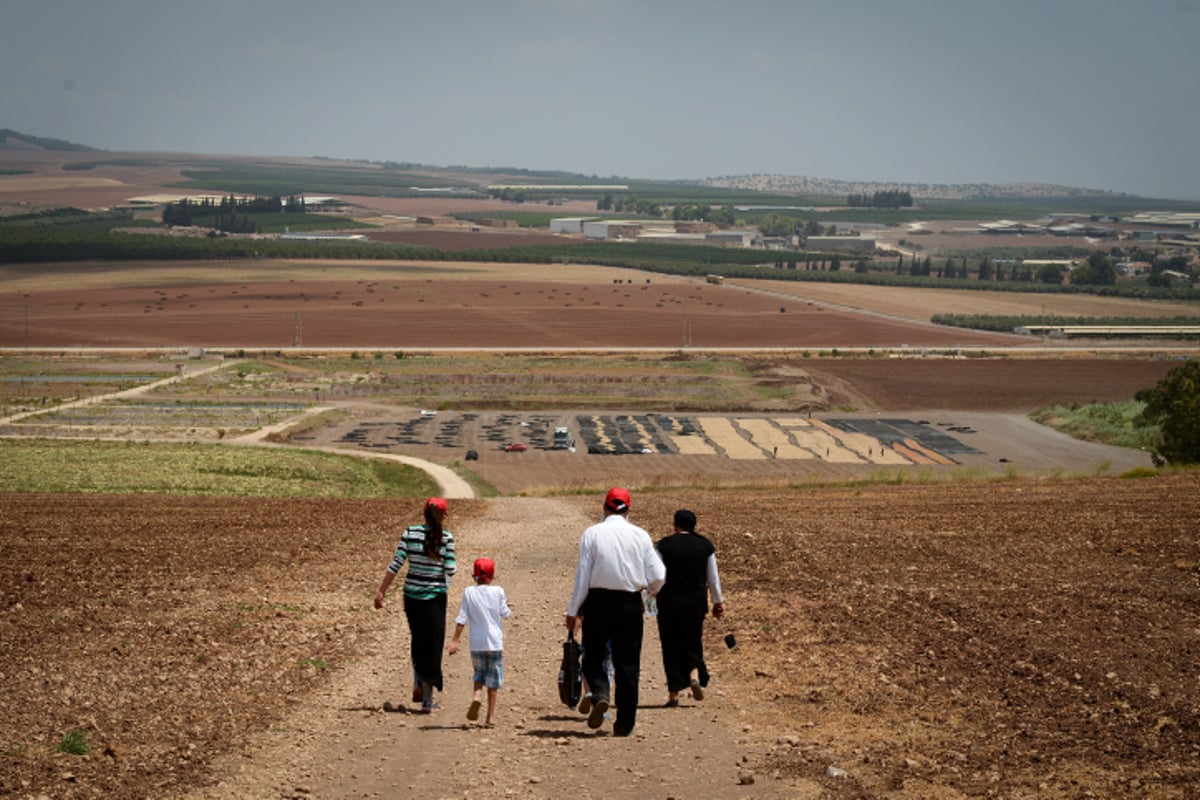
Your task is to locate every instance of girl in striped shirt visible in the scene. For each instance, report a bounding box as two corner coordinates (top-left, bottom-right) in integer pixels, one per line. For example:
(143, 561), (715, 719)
(375, 497), (457, 713)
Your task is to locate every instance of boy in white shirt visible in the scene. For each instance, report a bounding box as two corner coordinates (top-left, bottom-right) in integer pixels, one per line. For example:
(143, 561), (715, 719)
(448, 557), (512, 727)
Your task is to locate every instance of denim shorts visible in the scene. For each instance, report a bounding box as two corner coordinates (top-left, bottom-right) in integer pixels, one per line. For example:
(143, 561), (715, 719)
(470, 650), (504, 689)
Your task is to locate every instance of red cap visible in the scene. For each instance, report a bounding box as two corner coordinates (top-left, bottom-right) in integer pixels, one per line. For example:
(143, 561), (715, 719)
(473, 557), (495, 581)
(604, 487), (631, 513)
(426, 497), (448, 514)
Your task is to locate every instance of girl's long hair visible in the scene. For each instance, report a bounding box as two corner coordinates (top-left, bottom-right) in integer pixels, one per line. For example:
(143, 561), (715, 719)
(423, 504), (445, 557)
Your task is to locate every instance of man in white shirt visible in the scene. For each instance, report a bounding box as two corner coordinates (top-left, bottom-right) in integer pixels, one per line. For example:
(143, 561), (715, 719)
(565, 487), (666, 736)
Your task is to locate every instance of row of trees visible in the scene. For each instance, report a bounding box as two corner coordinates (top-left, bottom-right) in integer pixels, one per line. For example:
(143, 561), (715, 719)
(161, 195), (308, 231)
(847, 190), (914, 208)
(597, 193), (661, 216)
(670, 204), (736, 226)
(892, 254), (1065, 283)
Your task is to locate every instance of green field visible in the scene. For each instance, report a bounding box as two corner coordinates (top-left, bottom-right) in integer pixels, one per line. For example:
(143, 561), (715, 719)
(0, 439), (438, 497)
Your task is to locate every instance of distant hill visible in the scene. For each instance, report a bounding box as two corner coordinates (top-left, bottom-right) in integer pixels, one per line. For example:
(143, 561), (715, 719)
(0, 128), (100, 152)
(701, 173), (1132, 201)
(0, 128), (1144, 200)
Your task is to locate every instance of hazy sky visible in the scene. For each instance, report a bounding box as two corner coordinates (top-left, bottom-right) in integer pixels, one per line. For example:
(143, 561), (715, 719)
(3, 0), (1198, 199)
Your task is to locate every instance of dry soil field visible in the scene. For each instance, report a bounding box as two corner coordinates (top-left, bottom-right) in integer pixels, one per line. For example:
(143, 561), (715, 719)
(1, 262), (1023, 350)
(3, 478), (1199, 800)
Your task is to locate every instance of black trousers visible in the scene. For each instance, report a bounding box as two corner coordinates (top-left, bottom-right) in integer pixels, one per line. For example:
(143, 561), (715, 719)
(581, 588), (644, 731)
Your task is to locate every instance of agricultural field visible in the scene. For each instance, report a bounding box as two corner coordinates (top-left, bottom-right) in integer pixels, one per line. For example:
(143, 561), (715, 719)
(4, 153), (1200, 798)
(3, 477), (1199, 799)
(735, 278), (1200, 325)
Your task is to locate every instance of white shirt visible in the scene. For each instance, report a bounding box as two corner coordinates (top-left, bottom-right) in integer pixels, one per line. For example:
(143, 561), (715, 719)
(566, 513), (667, 617)
(455, 583), (511, 652)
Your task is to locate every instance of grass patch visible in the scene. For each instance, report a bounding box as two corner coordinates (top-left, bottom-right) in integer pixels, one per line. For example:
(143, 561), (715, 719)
(0, 439), (438, 497)
(1120, 466), (1160, 479)
(1029, 400), (1159, 450)
(57, 730), (89, 756)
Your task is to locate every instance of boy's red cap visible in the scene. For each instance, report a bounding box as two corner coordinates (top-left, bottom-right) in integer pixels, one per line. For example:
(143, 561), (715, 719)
(473, 557), (495, 580)
(604, 487), (631, 513)
(426, 497), (448, 514)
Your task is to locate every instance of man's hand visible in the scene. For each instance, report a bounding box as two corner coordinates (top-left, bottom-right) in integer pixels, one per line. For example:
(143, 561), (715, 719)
(712, 601), (725, 619)
(373, 592), (384, 610)
(447, 640), (459, 655)
(564, 614), (578, 634)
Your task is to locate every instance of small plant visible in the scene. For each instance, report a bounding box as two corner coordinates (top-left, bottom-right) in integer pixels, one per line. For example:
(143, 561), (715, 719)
(1120, 466), (1159, 479)
(58, 729), (89, 755)
(298, 658), (329, 670)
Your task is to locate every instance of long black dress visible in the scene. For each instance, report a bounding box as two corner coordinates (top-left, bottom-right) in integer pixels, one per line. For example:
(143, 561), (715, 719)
(655, 531), (716, 693)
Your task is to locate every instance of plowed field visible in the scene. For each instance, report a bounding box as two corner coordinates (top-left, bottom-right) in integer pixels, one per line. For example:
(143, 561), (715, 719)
(3, 475), (1199, 798)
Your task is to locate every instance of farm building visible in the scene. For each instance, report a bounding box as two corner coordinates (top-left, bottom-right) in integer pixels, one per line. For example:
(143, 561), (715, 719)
(583, 220), (645, 240)
(706, 230), (757, 248)
(549, 217), (598, 234)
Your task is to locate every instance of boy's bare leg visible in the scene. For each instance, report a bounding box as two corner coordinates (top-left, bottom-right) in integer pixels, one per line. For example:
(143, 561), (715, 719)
(485, 688), (498, 725)
(467, 681), (483, 721)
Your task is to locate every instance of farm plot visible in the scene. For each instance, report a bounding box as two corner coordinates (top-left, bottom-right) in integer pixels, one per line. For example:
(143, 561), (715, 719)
(650, 413), (716, 455)
(576, 414), (671, 455)
(697, 416), (768, 459)
(824, 417), (981, 465)
(693, 415), (979, 465)
(735, 417), (814, 460)
(806, 418), (909, 465)
(0, 363), (177, 418)
(3, 399), (305, 439)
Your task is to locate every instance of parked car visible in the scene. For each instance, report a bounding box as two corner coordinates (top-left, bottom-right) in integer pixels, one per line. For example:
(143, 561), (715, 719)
(465, 449), (479, 461)
(503, 442), (527, 452)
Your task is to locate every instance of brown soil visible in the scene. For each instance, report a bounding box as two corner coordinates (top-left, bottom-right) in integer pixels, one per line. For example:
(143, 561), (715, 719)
(805, 357), (1179, 411)
(3, 476), (1198, 799)
(0, 275), (1020, 349)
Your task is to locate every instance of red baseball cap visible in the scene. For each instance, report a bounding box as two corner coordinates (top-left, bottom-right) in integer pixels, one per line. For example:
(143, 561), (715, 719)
(604, 487), (631, 513)
(473, 557), (495, 581)
(426, 497), (448, 514)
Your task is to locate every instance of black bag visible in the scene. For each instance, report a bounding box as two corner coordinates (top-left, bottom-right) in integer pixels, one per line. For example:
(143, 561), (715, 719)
(558, 632), (583, 708)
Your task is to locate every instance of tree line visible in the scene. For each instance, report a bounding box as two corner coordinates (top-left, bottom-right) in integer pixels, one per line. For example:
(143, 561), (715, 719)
(847, 190), (914, 208)
(161, 195), (308, 232)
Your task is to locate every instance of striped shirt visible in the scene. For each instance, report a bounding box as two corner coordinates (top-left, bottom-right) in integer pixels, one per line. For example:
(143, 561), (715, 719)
(387, 524), (456, 600)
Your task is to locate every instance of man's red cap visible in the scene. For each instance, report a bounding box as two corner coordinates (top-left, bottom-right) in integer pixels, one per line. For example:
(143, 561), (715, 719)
(473, 557), (495, 581)
(426, 497), (448, 514)
(604, 487), (631, 513)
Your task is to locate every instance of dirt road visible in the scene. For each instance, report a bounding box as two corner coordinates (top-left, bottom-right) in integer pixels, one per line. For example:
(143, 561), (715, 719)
(186, 497), (792, 799)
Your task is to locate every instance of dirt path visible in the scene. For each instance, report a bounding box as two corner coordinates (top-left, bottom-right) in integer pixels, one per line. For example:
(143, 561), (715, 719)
(186, 496), (796, 799)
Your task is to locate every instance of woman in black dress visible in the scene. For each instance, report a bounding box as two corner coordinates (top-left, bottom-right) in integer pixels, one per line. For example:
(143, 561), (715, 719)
(655, 509), (725, 706)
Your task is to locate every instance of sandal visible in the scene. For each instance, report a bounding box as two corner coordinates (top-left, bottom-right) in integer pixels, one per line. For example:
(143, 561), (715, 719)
(689, 680), (704, 701)
(467, 700), (482, 721)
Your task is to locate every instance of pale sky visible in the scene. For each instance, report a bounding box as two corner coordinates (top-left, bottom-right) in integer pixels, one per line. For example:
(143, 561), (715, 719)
(2, 0), (1198, 199)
